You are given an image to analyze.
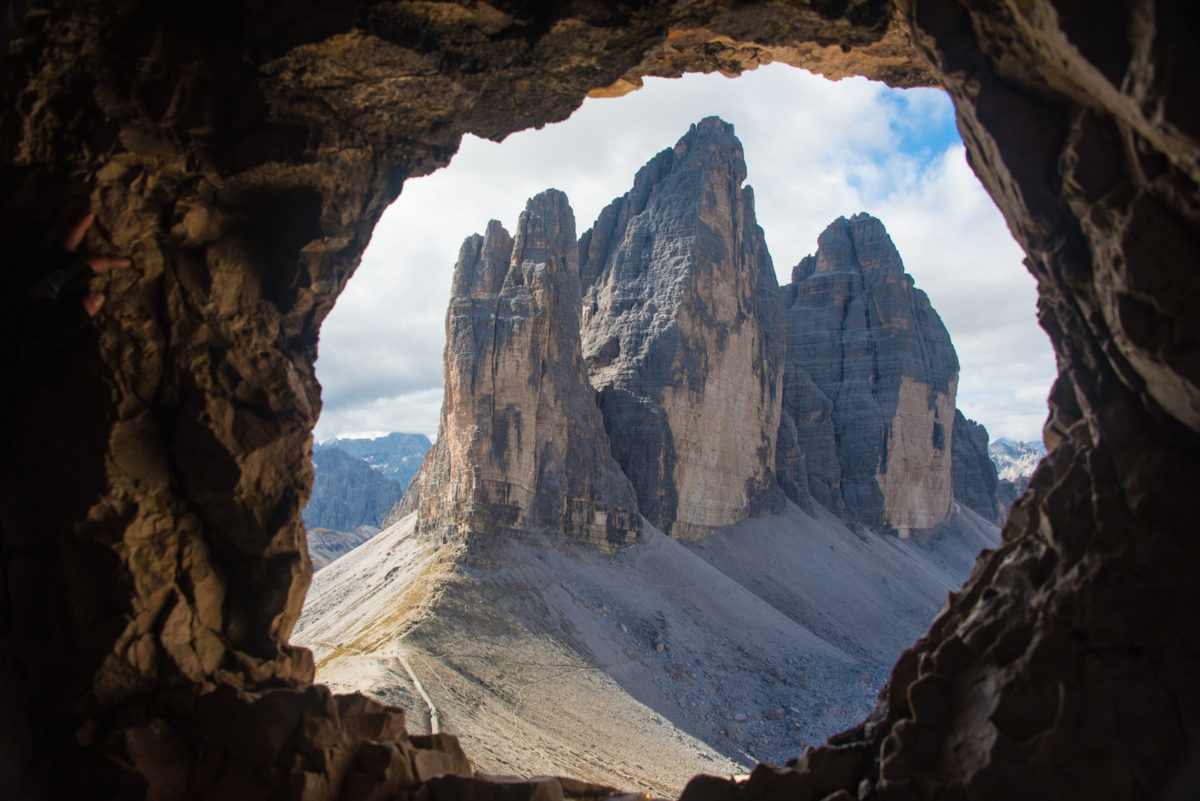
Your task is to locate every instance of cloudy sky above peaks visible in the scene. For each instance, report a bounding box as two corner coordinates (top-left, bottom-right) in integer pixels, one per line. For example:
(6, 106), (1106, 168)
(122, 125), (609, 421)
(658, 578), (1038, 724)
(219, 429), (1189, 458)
(314, 64), (1056, 445)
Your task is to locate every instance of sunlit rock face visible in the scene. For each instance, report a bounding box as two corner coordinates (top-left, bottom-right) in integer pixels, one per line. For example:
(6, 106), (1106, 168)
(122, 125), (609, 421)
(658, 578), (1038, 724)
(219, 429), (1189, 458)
(779, 214), (958, 534)
(1, 1), (1199, 800)
(579, 117), (784, 541)
(409, 190), (640, 551)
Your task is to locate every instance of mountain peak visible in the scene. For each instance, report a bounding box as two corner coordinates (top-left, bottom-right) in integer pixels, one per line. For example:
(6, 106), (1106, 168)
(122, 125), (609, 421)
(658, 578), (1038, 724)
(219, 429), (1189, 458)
(407, 190), (641, 550)
(779, 212), (960, 532)
(794, 212), (904, 279)
(579, 119), (781, 540)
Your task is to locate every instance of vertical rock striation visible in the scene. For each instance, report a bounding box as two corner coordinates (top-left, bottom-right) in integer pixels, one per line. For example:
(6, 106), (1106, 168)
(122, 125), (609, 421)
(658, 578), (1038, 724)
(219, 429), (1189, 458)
(579, 117), (784, 541)
(410, 190), (640, 551)
(950, 410), (1006, 523)
(779, 213), (959, 535)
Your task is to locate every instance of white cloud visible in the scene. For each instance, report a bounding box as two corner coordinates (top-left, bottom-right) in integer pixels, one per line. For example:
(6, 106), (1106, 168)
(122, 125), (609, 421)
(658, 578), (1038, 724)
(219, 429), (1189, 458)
(315, 64), (1055, 444)
(314, 388), (444, 443)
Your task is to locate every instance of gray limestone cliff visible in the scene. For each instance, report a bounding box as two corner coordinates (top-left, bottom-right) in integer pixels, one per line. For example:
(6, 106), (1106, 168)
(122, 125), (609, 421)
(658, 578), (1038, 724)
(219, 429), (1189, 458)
(579, 117), (784, 541)
(407, 189), (640, 551)
(951, 410), (1006, 523)
(778, 213), (959, 534)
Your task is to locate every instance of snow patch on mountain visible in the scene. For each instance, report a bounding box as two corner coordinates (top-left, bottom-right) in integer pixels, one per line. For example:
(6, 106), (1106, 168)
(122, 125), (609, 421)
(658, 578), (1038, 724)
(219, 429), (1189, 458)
(988, 437), (1046, 483)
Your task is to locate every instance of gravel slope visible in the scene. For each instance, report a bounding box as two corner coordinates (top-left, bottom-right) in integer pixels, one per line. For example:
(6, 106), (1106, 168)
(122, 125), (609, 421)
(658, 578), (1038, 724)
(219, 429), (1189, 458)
(293, 501), (999, 796)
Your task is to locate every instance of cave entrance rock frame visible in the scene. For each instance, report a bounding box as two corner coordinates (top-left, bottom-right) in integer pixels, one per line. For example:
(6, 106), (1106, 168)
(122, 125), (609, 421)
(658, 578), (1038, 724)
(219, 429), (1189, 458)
(1, 1), (1197, 800)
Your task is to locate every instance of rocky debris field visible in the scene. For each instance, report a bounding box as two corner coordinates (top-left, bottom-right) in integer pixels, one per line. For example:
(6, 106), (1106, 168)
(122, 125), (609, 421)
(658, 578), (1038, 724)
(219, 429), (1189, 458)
(295, 502), (998, 796)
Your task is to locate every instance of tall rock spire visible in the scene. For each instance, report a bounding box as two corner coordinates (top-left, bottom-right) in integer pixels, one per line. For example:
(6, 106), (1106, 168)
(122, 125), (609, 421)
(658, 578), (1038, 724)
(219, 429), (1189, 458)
(409, 189), (641, 551)
(779, 213), (959, 534)
(579, 117), (785, 540)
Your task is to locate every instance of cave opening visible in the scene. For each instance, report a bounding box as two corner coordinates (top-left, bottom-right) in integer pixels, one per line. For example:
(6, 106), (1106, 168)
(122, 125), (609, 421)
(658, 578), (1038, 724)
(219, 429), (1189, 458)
(297, 64), (1056, 790)
(2, 3), (1198, 799)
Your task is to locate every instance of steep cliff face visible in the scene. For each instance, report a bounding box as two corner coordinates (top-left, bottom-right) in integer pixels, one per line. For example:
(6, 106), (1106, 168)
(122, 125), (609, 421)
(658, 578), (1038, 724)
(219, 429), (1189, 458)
(409, 190), (640, 551)
(950, 410), (1005, 523)
(579, 117), (784, 541)
(779, 213), (959, 534)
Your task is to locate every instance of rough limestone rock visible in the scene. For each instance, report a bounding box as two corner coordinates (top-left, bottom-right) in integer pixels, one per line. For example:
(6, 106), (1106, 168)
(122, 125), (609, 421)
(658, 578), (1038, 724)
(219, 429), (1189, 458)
(303, 446), (406, 532)
(950, 411), (1006, 523)
(579, 117), (784, 540)
(408, 189), (640, 551)
(779, 214), (959, 535)
(2, 2), (1199, 800)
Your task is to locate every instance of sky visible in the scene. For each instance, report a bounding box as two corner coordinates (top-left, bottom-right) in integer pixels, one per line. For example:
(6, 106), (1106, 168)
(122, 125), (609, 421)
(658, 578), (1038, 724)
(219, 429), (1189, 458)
(313, 64), (1056, 445)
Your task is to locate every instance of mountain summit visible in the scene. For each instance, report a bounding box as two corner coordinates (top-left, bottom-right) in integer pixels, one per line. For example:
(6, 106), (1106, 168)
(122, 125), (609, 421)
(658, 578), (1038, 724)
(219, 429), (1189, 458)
(777, 212), (962, 534)
(579, 117), (784, 540)
(393, 119), (1008, 546)
(402, 189), (640, 551)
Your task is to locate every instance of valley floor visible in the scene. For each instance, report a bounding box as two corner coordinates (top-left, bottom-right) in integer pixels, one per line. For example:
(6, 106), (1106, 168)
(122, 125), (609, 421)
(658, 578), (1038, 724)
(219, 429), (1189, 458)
(292, 501), (1000, 797)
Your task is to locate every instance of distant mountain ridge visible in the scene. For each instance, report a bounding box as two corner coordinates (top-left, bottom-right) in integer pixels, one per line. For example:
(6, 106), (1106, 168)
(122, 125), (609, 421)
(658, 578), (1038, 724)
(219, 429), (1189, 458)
(989, 437), (1045, 509)
(315, 431), (431, 488)
(302, 447), (408, 534)
(989, 437), (1046, 482)
(302, 432), (431, 569)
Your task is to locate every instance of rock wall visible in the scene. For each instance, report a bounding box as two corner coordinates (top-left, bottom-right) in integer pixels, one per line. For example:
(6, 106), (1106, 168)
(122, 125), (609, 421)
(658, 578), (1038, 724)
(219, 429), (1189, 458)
(1, 1), (1198, 799)
(951, 411), (1006, 523)
(579, 117), (784, 541)
(779, 213), (959, 534)
(409, 190), (640, 551)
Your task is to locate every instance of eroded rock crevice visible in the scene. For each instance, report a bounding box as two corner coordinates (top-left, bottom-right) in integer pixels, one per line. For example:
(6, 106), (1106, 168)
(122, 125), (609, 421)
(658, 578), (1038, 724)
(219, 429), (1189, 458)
(1, 1), (1197, 799)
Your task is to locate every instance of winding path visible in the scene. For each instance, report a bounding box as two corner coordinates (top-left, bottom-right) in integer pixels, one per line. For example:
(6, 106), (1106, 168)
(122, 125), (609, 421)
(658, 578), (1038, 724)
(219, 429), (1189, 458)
(396, 655), (440, 734)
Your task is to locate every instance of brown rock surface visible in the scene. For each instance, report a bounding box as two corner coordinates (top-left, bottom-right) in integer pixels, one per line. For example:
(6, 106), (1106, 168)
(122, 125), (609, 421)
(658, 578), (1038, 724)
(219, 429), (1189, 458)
(406, 189), (640, 551)
(1, 1), (1198, 800)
